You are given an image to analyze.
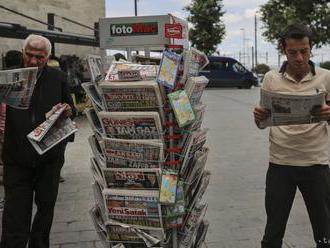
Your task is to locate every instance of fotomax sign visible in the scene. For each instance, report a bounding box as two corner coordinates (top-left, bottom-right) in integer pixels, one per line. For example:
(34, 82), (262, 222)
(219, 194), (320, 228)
(110, 22), (158, 36)
(99, 15), (189, 49)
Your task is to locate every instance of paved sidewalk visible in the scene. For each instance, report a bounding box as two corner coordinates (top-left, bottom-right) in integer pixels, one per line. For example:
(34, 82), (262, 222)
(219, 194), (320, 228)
(0, 88), (319, 247)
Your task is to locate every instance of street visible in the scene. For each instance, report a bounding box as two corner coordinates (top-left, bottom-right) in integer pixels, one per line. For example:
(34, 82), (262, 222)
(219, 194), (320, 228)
(0, 87), (317, 247)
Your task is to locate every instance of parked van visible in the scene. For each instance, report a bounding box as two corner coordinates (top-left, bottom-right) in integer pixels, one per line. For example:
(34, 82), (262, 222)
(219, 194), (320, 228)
(200, 56), (258, 88)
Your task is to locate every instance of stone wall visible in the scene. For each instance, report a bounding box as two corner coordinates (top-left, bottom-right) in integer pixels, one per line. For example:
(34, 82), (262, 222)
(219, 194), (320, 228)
(0, 0), (105, 66)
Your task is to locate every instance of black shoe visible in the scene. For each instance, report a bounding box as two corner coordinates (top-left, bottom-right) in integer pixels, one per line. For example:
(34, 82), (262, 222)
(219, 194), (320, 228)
(59, 176), (65, 183)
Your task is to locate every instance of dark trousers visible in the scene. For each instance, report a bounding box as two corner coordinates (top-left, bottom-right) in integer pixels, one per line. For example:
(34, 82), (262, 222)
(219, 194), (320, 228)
(0, 159), (63, 248)
(261, 163), (330, 248)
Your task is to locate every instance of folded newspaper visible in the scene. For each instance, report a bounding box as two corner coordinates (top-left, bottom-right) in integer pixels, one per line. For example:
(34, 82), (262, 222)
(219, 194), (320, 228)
(27, 105), (78, 154)
(260, 88), (326, 127)
(0, 67), (38, 109)
(98, 111), (163, 140)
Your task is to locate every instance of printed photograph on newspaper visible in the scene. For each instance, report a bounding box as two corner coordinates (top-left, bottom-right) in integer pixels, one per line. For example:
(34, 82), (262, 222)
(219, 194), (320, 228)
(0, 67), (38, 109)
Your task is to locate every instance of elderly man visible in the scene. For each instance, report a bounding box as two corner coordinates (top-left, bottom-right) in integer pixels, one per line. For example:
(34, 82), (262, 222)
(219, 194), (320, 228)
(254, 24), (330, 248)
(1, 34), (74, 248)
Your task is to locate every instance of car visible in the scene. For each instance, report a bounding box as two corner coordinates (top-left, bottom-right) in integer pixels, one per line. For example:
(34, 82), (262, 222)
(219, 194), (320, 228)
(200, 56), (258, 88)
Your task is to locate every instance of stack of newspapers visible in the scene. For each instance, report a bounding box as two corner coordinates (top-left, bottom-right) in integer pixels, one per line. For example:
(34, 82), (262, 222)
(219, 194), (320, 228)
(84, 48), (210, 247)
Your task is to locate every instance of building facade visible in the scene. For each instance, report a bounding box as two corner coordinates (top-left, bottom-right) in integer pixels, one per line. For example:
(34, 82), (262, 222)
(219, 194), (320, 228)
(0, 0), (105, 64)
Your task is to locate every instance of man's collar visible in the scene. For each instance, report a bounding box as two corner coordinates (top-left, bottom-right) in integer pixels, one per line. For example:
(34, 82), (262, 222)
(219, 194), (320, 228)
(279, 60), (316, 75)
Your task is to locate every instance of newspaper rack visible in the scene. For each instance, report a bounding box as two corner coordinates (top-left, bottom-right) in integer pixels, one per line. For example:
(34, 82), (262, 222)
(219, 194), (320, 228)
(84, 47), (210, 248)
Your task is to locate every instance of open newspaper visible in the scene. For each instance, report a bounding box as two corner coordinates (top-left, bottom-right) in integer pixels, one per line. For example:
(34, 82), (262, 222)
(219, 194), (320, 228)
(0, 67), (38, 109)
(27, 105), (77, 155)
(260, 88), (326, 127)
(98, 111), (163, 140)
(102, 138), (163, 169)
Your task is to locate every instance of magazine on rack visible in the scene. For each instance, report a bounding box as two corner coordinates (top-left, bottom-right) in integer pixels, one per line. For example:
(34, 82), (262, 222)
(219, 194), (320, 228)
(89, 206), (108, 247)
(90, 157), (107, 188)
(192, 219), (209, 248)
(260, 88), (326, 127)
(159, 172), (178, 204)
(156, 50), (182, 89)
(168, 90), (195, 128)
(106, 219), (165, 247)
(27, 105), (77, 155)
(188, 104), (207, 131)
(85, 108), (104, 137)
(179, 202), (208, 248)
(88, 135), (106, 168)
(106, 62), (158, 81)
(183, 147), (209, 187)
(92, 181), (107, 222)
(103, 168), (161, 189)
(98, 81), (164, 116)
(184, 76), (209, 106)
(86, 54), (104, 83)
(186, 170), (211, 211)
(180, 128), (208, 175)
(98, 111), (163, 140)
(102, 138), (163, 169)
(102, 189), (163, 228)
(0, 67), (38, 109)
(162, 181), (185, 228)
(81, 83), (104, 111)
(181, 48), (209, 84)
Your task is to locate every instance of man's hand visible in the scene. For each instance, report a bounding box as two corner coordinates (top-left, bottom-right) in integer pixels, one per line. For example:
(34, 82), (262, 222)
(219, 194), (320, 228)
(253, 105), (270, 128)
(311, 104), (330, 122)
(45, 103), (72, 119)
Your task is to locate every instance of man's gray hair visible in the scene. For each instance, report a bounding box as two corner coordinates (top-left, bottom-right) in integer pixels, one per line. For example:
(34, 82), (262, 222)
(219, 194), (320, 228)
(23, 34), (52, 57)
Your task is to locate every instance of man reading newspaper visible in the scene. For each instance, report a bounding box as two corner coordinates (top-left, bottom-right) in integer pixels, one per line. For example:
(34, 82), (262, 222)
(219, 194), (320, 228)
(1, 34), (74, 248)
(253, 24), (330, 248)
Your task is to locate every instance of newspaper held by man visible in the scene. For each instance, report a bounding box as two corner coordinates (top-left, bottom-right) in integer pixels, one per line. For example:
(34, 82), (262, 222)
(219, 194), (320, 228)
(27, 103), (78, 155)
(0, 67), (38, 109)
(260, 88), (326, 128)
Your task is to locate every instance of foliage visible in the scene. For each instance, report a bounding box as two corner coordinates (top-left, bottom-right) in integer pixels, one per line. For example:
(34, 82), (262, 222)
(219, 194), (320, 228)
(320, 61), (330, 70)
(184, 0), (226, 55)
(259, 0), (330, 48)
(253, 63), (270, 74)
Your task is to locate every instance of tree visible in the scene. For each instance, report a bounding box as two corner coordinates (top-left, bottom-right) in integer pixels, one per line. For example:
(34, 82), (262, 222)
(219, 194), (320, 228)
(259, 0), (330, 48)
(320, 61), (330, 71)
(253, 63), (270, 74)
(184, 0), (226, 55)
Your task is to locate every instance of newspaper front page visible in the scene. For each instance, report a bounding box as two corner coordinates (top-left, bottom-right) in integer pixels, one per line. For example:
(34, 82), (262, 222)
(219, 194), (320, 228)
(0, 67), (38, 109)
(260, 88), (326, 127)
(27, 105), (77, 155)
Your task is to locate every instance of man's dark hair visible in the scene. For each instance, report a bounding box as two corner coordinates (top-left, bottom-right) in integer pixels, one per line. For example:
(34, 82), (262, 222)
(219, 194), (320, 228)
(5, 50), (23, 69)
(280, 23), (313, 49)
